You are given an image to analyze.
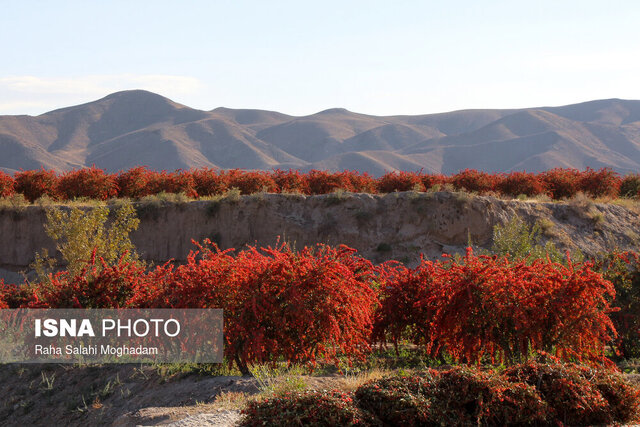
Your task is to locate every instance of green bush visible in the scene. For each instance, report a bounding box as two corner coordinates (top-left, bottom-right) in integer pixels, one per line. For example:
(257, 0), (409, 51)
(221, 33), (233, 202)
(491, 215), (582, 264)
(32, 203), (140, 282)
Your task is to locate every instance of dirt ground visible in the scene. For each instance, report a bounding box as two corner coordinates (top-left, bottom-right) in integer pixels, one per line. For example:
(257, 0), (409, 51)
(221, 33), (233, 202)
(0, 364), (374, 426)
(0, 364), (259, 426)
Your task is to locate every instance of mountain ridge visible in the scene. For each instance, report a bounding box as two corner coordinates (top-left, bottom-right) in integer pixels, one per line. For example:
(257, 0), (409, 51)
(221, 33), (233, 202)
(1, 90), (640, 175)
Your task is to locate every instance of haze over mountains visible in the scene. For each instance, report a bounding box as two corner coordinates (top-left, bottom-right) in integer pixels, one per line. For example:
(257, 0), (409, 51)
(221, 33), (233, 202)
(2, 90), (640, 175)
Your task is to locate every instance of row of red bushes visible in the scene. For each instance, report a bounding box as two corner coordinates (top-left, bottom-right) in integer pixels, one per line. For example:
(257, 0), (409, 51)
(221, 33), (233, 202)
(242, 359), (640, 426)
(2, 242), (638, 374)
(1, 166), (639, 201)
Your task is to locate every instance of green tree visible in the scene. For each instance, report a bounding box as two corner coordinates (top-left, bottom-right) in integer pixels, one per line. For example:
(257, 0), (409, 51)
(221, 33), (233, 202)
(32, 203), (140, 282)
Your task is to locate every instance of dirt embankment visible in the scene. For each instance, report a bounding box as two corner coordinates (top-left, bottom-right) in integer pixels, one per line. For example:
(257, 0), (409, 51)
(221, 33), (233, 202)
(1, 191), (639, 282)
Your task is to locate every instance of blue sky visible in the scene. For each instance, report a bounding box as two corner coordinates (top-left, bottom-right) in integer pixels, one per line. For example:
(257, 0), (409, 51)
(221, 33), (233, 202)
(1, 1), (639, 116)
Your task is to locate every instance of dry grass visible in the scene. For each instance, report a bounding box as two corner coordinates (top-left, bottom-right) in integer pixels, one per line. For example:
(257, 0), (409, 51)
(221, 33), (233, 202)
(330, 368), (390, 392)
(211, 391), (250, 410)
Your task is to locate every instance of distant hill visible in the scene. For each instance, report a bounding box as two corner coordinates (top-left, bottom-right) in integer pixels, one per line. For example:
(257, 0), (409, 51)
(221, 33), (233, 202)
(1, 90), (640, 175)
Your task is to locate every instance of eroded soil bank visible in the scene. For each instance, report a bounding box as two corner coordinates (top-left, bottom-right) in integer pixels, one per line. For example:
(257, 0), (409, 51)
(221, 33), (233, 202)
(1, 191), (639, 282)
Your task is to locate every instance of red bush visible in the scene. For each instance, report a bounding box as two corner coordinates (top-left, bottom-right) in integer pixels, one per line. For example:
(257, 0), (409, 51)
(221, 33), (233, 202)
(0, 171), (15, 197)
(420, 173), (448, 190)
(504, 360), (615, 425)
(377, 171), (424, 193)
(0, 280), (8, 309)
(355, 373), (436, 426)
(497, 171), (545, 197)
(116, 166), (155, 199)
(57, 167), (117, 200)
(428, 367), (549, 426)
(191, 168), (228, 196)
(271, 169), (307, 193)
(376, 248), (617, 365)
(305, 170), (353, 194)
(241, 390), (374, 426)
(356, 364), (638, 426)
(5, 167), (635, 201)
(131, 241), (380, 375)
(343, 171), (377, 193)
(146, 170), (198, 198)
(225, 170), (277, 195)
(14, 169), (59, 202)
(540, 168), (582, 199)
(450, 169), (498, 194)
(578, 167), (621, 198)
(27, 251), (150, 309)
(373, 260), (434, 349)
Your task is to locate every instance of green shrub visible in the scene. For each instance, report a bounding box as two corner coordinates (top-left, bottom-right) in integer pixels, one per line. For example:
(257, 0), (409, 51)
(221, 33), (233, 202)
(491, 215), (581, 264)
(32, 203), (140, 281)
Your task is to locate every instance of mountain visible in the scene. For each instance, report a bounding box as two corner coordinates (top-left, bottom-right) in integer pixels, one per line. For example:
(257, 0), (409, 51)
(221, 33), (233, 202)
(1, 90), (640, 175)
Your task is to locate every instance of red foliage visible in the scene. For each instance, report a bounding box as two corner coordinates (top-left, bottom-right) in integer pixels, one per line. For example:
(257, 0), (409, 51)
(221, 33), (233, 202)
(376, 248), (617, 365)
(4, 167), (634, 201)
(191, 168), (228, 196)
(305, 170), (353, 194)
(540, 168), (583, 199)
(116, 166), (155, 199)
(497, 171), (545, 197)
(242, 390), (373, 426)
(377, 171), (424, 193)
(356, 363), (638, 426)
(0, 280), (8, 309)
(14, 169), (59, 202)
(28, 251), (150, 309)
(343, 171), (377, 193)
(130, 241), (380, 375)
(420, 173), (448, 190)
(0, 171), (15, 197)
(57, 167), (117, 200)
(225, 170), (277, 195)
(271, 169), (307, 193)
(504, 359), (614, 425)
(450, 169), (498, 194)
(373, 260), (433, 349)
(578, 167), (622, 198)
(146, 170), (198, 198)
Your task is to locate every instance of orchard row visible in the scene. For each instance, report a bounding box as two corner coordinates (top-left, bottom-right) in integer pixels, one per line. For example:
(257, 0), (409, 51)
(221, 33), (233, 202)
(1, 166), (639, 201)
(1, 242), (638, 374)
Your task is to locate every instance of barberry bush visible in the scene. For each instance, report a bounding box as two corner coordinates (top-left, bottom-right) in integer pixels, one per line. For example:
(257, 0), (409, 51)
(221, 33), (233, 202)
(375, 248), (617, 365)
(496, 171), (544, 197)
(0, 171), (15, 197)
(14, 169), (59, 201)
(243, 364), (639, 426)
(3, 166), (640, 201)
(57, 166), (117, 200)
(241, 390), (375, 427)
(376, 171), (424, 193)
(130, 241), (381, 375)
(450, 169), (499, 194)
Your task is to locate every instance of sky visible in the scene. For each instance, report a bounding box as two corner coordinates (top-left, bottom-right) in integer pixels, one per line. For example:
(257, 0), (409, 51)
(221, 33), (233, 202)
(1, 0), (639, 116)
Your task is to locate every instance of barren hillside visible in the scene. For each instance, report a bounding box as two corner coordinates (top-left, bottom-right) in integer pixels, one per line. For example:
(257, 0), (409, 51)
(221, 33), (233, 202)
(2, 91), (640, 175)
